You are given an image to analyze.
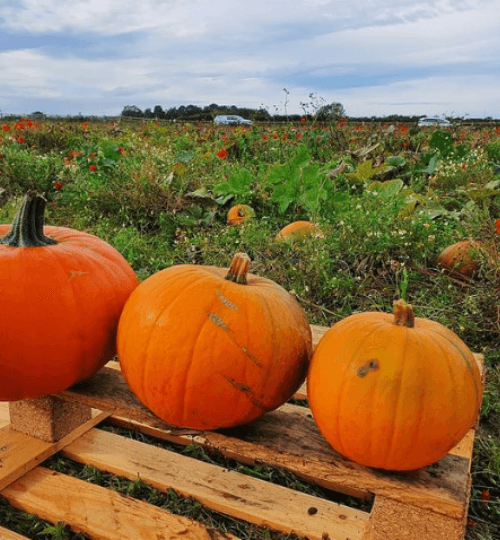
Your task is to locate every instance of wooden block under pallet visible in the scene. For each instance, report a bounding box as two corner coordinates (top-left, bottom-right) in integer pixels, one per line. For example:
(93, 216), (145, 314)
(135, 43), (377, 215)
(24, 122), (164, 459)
(9, 395), (92, 443)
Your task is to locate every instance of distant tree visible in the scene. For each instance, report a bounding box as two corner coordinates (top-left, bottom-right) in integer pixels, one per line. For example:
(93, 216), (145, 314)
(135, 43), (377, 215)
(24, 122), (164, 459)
(153, 105), (165, 119)
(315, 102), (346, 122)
(121, 105), (143, 118)
(144, 108), (153, 119)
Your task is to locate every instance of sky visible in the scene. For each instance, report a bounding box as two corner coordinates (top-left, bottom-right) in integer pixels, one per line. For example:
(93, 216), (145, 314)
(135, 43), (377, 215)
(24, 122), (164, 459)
(1, 0), (499, 119)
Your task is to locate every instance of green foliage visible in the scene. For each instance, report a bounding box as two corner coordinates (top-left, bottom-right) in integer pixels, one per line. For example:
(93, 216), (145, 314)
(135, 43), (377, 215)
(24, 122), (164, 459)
(1, 118), (500, 540)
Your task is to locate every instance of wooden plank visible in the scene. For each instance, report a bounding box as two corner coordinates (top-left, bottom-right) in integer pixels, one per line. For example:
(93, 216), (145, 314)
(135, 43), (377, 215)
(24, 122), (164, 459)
(0, 526), (30, 540)
(60, 365), (477, 520)
(0, 402), (9, 427)
(1, 467), (240, 540)
(0, 410), (110, 492)
(62, 428), (369, 540)
(107, 403), (471, 521)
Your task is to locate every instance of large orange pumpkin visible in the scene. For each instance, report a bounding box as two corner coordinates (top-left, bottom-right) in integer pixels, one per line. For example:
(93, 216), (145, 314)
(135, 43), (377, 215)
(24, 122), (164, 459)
(276, 220), (323, 241)
(436, 240), (485, 277)
(0, 192), (139, 401)
(117, 252), (312, 430)
(307, 300), (483, 471)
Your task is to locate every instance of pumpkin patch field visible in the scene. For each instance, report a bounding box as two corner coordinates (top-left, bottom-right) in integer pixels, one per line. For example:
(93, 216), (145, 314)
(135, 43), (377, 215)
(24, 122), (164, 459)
(1, 117), (500, 539)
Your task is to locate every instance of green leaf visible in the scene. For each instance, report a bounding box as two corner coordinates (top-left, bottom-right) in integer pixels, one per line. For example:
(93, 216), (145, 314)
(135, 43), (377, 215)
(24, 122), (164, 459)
(386, 155), (406, 167)
(175, 151), (195, 163)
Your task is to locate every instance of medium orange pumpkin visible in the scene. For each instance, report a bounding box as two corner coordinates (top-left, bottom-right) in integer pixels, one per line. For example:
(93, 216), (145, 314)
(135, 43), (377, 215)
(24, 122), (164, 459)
(276, 220), (323, 241)
(0, 192), (139, 401)
(117, 252), (312, 430)
(227, 204), (255, 225)
(436, 240), (485, 277)
(307, 300), (483, 471)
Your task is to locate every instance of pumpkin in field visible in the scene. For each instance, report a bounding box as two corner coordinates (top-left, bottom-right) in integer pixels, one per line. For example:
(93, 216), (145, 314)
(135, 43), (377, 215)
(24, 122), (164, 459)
(307, 300), (483, 471)
(227, 204), (255, 226)
(0, 192), (139, 401)
(276, 220), (323, 241)
(117, 252), (312, 430)
(436, 240), (485, 277)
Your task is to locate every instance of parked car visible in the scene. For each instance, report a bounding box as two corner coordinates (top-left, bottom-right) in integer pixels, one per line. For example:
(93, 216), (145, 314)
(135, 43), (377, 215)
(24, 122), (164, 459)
(417, 116), (452, 127)
(214, 115), (252, 126)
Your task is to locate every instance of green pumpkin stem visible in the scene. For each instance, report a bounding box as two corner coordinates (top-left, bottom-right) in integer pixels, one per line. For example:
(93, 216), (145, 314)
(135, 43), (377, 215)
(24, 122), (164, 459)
(225, 252), (251, 285)
(0, 192), (58, 247)
(393, 299), (415, 328)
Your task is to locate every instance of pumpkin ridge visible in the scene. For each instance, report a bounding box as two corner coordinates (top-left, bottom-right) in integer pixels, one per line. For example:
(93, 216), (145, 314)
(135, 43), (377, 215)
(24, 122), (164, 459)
(427, 327), (482, 411)
(334, 317), (389, 456)
(384, 328), (413, 469)
(141, 272), (218, 415)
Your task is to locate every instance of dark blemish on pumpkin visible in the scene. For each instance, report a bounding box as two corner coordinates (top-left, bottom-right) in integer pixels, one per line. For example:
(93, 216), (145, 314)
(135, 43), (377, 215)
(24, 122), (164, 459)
(216, 289), (238, 310)
(357, 359), (380, 378)
(206, 311), (230, 331)
(307, 507), (318, 515)
(224, 376), (272, 412)
(240, 347), (263, 368)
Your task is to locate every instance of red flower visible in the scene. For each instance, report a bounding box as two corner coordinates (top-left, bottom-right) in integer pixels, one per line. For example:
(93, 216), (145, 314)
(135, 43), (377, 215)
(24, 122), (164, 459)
(263, 134), (269, 141)
(54, 181), (63, 190)
(26, 119), (34, 128)
(82, 123), (89, 130)
(2, 125), (10, 131)
(400, 124), (408, 133)
(495, 218), (500, 235)
(118, 146), (124, 154)
(216, 149), (228, 159)
(296, 132), (302, 140)
(88, 152), (96, 160)
(272, 134), (279, 140)
(17, 136), (25, 144)
(300, 117), (306, 123)
(89, 164), (97, 171)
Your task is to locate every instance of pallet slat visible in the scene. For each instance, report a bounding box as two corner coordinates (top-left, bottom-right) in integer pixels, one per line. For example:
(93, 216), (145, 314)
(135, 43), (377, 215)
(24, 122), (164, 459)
(0, 324), (484, 540)
(62, 427), (368, 540)
(60, 364), (476, 520)
(0, 410), (110, 492)
(1, 467), (240, 540)
(0, 526), (30, 540)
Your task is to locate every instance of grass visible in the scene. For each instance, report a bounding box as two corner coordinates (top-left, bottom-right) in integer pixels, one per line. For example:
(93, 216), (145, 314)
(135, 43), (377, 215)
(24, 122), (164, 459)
(0, 117), (500, 538)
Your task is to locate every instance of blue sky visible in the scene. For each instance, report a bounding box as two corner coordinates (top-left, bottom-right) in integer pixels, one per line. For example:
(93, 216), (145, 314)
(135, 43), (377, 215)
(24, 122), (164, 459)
(1, 0), (499, 118)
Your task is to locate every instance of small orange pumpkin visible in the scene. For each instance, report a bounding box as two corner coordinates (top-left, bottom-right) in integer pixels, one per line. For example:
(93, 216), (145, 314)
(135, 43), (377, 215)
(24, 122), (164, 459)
(307, 300), (483, 471)
(117, 252), (312, 430)
(0, 192), (139, 401)
(227, 204), (255, 225)
(276, 220), (323, 241)
(437, 240), (486, 277)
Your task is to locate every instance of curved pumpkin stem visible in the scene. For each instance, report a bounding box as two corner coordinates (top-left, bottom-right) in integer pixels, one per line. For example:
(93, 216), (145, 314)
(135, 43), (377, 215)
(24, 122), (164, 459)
(393, 299), (415, 328)
(225, 252), (251, 285)
(0, 192), (58, 247)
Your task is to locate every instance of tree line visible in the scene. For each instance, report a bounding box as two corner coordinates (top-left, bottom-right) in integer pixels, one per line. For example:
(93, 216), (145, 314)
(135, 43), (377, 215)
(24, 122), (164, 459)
(120, 102), (347, 123)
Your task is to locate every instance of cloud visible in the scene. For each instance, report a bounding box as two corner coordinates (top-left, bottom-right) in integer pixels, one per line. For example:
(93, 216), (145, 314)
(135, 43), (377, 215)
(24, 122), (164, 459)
(1, 0), (499, 117)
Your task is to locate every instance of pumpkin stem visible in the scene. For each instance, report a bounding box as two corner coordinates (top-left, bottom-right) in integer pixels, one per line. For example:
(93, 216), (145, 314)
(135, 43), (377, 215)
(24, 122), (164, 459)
(0, 192), (58, 247)
(393, 299), (415, 328)
(225, 253), (251, 285)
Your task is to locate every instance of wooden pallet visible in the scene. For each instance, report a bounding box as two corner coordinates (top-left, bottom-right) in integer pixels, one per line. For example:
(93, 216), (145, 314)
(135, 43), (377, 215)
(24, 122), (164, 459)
(0, 325), (484, 540)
